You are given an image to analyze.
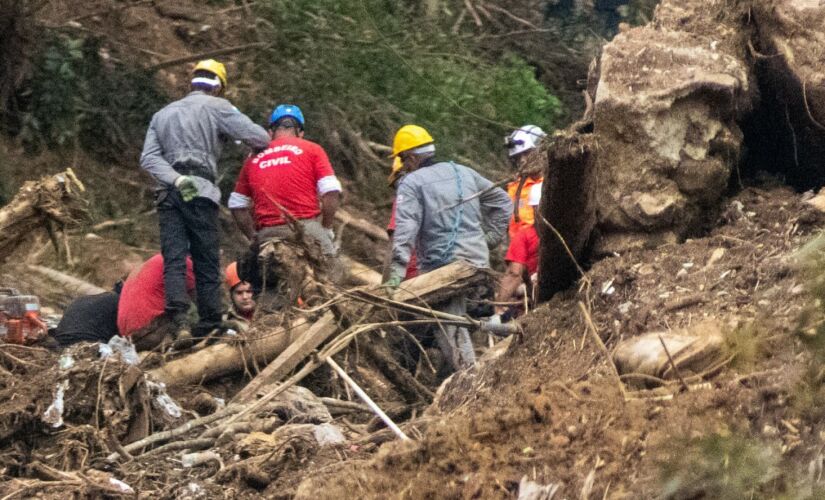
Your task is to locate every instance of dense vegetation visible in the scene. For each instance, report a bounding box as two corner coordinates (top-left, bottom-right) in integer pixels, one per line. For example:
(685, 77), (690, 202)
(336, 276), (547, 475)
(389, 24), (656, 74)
(0, 0), (658, 205)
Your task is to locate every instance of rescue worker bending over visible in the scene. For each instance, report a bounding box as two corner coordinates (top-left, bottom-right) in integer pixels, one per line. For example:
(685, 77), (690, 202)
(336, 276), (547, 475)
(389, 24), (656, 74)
(118, 254), (196, 351)
(505, 125), (546, 239)
(140, 59), (269, 343)
(229, 104), (343, 291)
(384, 125), (511, 371)
(224, 262), (255, 331)
(493, 182), (542, 323)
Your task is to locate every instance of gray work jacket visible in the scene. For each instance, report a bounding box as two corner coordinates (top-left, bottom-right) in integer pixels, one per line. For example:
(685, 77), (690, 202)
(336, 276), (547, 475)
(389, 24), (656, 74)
(139, 91), (269, 204)
(391, 160), (512, 278)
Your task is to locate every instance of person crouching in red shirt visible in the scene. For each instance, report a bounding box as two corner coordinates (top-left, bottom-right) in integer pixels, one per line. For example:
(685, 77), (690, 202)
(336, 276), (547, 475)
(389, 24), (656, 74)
(228, 104), (343, 296)
(493, 182), (542, 322)
(117, 253), (195, 351)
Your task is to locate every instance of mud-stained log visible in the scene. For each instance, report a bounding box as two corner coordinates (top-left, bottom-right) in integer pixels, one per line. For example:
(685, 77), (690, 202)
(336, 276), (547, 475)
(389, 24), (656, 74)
(536, 132), (597, 302)
(0, 170), (87, 264)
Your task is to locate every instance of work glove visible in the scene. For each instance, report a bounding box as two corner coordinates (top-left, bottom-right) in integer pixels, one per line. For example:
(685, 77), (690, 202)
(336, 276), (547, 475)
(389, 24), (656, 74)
(174, 175), (199, 202)
(382, 275), (402, 296)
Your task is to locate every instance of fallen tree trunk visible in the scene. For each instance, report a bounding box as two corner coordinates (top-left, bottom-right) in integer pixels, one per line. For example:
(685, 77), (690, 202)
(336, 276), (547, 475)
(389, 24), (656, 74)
(26, 265), (106, 296)
(340, 255), (382, 286)
(151, 261), (488, 387)
(149, 319), (313, 386)
(0, 169), (87, 263)
(335, 209), (389, 242)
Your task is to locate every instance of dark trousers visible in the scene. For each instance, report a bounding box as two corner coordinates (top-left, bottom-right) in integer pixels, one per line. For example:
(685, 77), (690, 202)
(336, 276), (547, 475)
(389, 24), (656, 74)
(157, 189), (223, 337)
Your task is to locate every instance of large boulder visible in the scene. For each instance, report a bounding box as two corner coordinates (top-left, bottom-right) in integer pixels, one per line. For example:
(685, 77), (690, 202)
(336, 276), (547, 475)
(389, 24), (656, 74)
(592, 1), (754, 254)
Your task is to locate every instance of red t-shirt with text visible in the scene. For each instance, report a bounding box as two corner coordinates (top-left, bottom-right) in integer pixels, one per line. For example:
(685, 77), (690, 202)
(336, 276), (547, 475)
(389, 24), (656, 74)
(117, 254), (195, 336)
(234, 137), (335, 228)
(505, 226), (539, 275)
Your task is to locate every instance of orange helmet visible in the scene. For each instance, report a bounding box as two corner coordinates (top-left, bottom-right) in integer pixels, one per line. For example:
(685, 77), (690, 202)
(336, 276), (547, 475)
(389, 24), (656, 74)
(225, 262), (241, 290)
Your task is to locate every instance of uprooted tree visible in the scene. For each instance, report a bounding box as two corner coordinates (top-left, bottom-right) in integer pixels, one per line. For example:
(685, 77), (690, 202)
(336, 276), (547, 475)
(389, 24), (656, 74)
(0, 169), (87, 263)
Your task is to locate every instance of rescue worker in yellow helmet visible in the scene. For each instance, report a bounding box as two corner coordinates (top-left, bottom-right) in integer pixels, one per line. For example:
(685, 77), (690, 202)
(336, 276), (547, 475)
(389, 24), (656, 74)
(139, 59), (269, 344)
(384, 124), (511, 372)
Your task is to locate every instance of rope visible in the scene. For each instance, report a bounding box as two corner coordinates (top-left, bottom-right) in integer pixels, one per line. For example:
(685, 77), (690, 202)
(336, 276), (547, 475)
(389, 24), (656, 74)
(434, 162), (464, 268)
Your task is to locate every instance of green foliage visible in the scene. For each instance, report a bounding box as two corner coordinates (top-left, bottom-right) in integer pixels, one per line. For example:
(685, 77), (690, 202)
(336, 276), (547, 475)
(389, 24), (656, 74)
(18, 34), (166, 162)
(790, 234), (825, 422)
(659, 433), (781, 499)
(241, 0), (563, 202)
(722, 322), (768, 370)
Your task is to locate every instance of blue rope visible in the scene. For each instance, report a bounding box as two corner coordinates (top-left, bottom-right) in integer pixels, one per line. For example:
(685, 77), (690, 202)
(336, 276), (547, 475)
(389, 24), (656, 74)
(436, 162), (463, 267)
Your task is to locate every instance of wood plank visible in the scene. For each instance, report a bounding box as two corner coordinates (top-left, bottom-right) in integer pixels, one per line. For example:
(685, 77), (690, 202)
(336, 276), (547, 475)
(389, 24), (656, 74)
(231, 311), (338, 403)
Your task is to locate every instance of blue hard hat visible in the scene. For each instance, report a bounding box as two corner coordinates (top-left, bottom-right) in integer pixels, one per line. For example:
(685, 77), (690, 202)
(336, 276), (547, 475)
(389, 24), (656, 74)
(269, 104), (305, 128)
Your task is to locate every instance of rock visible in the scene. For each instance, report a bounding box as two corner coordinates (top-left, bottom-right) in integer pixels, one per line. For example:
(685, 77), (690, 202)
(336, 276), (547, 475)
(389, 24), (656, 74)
(591, 2), (753, 253)
(612, 320), (725, 385)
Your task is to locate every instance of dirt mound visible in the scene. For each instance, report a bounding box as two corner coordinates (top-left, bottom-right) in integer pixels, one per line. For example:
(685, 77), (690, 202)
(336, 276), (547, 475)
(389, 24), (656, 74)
(293, 186), (825, 498)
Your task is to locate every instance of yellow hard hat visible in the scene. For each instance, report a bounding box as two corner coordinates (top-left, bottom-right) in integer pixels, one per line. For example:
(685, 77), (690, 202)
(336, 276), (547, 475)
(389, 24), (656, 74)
(387, 157), (404, 186)
(194, 59), (228, 89)
(391, 125), (434, 157)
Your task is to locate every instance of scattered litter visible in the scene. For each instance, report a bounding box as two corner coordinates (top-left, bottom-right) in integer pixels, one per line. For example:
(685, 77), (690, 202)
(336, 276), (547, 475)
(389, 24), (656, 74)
(517, 476), (560, 500)
(601, 279), (615, 295)
(148, 381), (183, 419)
(58, 354), (74, 370)
(618, 302), (632, 315)
(99, 335), (139, 365)
(182, 451), (223, 468)
(314, 423), (346, 447)
(682, 262), (694, 269)
(108, 477), (134, 494)
(42, 380), (69, 428)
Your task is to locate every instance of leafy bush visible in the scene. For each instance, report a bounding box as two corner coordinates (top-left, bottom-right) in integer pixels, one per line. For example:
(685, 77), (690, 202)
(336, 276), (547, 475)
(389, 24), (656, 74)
(239, 0), (563, 202)
(16, 34), (166, 162)
(659, 433), (780, 499)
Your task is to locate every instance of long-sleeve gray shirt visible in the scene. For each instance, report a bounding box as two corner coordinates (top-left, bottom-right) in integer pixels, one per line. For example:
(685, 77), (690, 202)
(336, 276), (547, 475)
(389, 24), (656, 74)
(139, 91), (269, 204)
(391, 160), (512, 278)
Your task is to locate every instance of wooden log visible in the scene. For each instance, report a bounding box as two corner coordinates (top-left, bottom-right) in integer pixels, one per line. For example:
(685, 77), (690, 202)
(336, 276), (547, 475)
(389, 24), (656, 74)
(0, 170), (86, 264)
(26, 265), (106, 296)
(341, 255), (382, 286)
(149, 319), (312, 387)
(151, 261), (486, 388)
(335, 209), (389, 242)
(231, 311), (338, 403)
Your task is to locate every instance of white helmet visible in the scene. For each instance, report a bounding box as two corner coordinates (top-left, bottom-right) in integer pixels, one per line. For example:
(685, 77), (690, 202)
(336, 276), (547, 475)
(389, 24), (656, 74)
(507, 125), (546, 157)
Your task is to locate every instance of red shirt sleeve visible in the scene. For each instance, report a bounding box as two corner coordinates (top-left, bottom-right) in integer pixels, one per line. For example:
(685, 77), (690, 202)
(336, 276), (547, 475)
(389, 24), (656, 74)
(234, 158), (253, 196)
(311, 143), (335, 181)
(505, 229), (530, 267)
(387, 198), (398, 233)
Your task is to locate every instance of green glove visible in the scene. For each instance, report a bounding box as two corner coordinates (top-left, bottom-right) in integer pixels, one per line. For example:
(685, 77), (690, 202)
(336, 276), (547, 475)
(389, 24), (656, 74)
(382, 275), (402, 294)
(175, 175), (198, 202)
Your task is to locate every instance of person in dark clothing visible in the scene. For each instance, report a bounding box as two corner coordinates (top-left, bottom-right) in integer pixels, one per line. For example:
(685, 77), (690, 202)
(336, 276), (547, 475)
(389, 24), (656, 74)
(50, 290), (120, 347)
(139, 59), (269, 342)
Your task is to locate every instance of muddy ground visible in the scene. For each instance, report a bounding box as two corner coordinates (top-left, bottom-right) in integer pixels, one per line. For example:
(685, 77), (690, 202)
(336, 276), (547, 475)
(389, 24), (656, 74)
(1, 183), (823, 499)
